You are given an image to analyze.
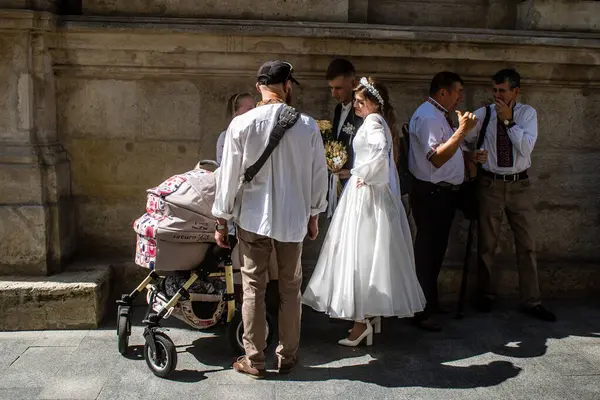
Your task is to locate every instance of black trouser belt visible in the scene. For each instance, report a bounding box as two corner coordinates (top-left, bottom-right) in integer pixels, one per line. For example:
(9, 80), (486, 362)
(414, 179), (460, 192)
(481, 169), (528, 181)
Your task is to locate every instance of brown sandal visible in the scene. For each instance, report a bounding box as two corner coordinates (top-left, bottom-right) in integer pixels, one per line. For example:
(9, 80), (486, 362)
(232, 356), (265, 379)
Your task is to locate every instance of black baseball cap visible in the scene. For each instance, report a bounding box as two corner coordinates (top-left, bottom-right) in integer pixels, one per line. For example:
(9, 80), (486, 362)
(257, 61), (300, 86)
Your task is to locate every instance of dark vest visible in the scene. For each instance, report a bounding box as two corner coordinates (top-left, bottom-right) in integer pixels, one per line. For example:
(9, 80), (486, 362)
(332, 103), (363, 171)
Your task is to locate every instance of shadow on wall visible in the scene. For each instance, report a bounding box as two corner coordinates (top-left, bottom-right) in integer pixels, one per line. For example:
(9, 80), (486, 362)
(57, 0), (83, 15)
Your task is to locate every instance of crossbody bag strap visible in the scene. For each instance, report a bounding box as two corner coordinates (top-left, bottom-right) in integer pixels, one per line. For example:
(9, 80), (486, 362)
(243, 105), (301, 183)
(472, 105), (492, 177)
(476, 105), (491, 149)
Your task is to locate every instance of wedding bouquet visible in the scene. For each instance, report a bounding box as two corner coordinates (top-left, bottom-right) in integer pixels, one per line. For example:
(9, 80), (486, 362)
(324, 141), (348, 174)
(317, 120), (334, 142)
(317, 120), (349, 218)
(317, 120), (348, 172)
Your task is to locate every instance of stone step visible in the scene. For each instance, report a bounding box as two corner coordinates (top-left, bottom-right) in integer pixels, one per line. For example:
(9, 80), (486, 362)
(0, 263), (112, 331)
(11, 256), (589, 332)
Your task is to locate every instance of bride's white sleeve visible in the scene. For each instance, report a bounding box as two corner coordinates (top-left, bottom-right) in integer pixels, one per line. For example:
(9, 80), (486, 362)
(350, 116), (390, 185)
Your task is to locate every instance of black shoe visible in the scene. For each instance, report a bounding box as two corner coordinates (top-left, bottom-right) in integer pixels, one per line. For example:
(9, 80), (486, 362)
(521, 304), (556, 322)
(433, 305), (451, 315)
(412, 317), (443, 332)
(473, 297), (493, 313)
(278, 358), (297, 375)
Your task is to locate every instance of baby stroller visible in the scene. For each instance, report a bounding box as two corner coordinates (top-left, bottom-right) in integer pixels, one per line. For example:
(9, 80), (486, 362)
(116, 160), (275, 378)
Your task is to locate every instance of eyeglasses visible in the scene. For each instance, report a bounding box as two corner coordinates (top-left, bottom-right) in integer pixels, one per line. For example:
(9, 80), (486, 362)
(283, 62), (294, 80)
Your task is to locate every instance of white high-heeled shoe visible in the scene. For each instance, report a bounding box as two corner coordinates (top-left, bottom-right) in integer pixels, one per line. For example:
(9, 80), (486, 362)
(370, 316), (381, 334)
(339, 320), (373, 347)
(348, 316), (381, 334)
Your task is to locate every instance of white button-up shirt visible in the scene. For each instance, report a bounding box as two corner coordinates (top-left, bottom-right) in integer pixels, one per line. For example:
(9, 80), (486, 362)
(212, 103), (329, 243)
(337, 101), (353, 138)
(465, 103), (537, 174)
(408, 99), (465, 185)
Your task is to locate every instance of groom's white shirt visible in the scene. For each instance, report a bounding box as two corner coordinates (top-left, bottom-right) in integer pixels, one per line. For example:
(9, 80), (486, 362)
(212, 103), (329, 243)
(337, 101), (353, 138)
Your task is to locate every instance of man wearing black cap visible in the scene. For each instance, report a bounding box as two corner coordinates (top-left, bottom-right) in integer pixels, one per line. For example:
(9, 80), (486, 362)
(213, 61), (328, 378)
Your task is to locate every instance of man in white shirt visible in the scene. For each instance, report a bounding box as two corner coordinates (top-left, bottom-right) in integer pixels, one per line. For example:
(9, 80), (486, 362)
(464, 69), (556, 322)
(408, 71), (478, 332)
(326, 58), (363, 186)
(213, 61), (328, 378)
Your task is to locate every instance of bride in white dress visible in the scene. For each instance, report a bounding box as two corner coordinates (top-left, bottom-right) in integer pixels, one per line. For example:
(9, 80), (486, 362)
(302, 77), (426, 346)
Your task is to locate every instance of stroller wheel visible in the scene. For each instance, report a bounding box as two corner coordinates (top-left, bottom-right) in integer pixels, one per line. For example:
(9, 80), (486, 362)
(117, 306), (131, 355)
(144, 332), (177, 378)
(227, 310), (275, 355)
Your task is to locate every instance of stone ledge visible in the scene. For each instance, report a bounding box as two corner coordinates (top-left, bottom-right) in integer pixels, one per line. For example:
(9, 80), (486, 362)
(52, 17), (600, 75)
(56, 16), (600, 47)
(0, 1), (58, 12)
(0, 10), (55, 32)
(0, 262), (112, 330)
(81, 0), (349, 23)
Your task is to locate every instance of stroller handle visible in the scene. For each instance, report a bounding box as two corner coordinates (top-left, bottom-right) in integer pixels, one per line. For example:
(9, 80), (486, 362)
(198, 159), (219, 168)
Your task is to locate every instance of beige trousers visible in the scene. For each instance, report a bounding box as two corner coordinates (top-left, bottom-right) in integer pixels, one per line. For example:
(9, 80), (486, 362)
(477, 175), (541, 306)
(237, 228), (303, 369)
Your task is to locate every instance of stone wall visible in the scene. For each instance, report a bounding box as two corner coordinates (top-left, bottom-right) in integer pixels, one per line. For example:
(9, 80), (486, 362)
(366, 0), (519, 29)
(50, 17), (600, 264)
(1, 1), (600, 297)
(79, 0), (600, 31)
(0, 9), (76, 276)
(80, 0), (520, 28)
(517, 0), (600, 32)
(81, 0), (350, 22)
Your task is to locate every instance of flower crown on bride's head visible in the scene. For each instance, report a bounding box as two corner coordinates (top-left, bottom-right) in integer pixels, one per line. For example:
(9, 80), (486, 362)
(359, 77), (385, 107)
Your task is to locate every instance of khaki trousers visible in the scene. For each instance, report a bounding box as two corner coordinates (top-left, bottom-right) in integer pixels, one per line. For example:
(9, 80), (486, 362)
(232, 242), (279, 282)
(477, 175), (541, 306)
(237, 227), (303, 369)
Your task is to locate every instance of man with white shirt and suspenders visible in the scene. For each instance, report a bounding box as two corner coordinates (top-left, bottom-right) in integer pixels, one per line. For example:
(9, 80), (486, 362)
(465, 69), (556, 322)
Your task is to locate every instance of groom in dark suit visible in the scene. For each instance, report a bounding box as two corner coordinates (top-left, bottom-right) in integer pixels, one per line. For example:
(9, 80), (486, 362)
(326, 58), (363, 186)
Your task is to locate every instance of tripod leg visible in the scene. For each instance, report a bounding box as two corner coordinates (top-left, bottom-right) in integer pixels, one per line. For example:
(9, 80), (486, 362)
(456, 220), (475, 318)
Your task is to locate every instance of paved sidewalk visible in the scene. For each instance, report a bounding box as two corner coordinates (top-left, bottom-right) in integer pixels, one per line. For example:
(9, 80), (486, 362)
(0, 300), (599, 399)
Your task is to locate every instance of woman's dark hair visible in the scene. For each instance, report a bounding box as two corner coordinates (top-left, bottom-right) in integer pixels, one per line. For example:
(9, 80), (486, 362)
(355, 77), (401, 166)
(225, 92), (253, 120)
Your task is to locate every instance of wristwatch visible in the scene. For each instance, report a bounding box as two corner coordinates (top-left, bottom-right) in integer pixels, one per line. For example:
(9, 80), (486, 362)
(504, 119), (516, 128)
(215, 221), (227, 231)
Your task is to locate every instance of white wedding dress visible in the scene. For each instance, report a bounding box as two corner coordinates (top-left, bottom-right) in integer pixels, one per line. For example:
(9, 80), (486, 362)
(302, 113), (426, 321)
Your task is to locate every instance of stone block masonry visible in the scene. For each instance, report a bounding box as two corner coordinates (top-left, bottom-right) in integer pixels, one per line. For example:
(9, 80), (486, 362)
(1, 1), (599, 329)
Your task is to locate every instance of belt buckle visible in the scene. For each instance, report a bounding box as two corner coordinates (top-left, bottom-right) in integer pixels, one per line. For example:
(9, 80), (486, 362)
(500, 174), (517, 182)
